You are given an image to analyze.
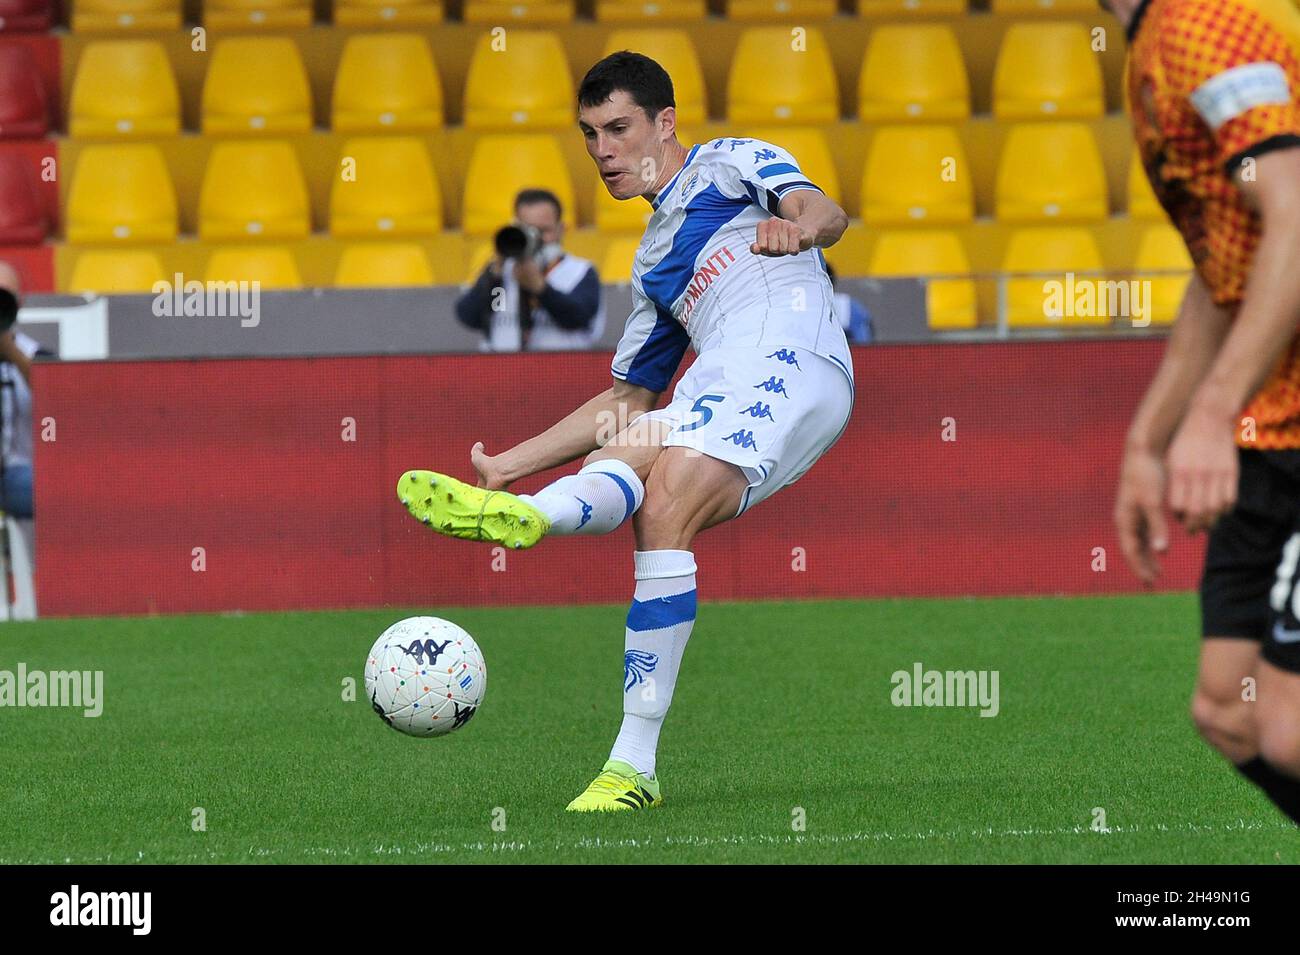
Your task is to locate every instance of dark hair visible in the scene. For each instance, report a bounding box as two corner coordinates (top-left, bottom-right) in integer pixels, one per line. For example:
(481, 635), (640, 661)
(514, 188), (563, 220)
(578, 51), (675, 121)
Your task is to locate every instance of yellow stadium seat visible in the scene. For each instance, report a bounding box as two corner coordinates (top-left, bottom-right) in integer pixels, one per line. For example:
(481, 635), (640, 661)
(602, 30), (706, 125)
(1002, 227), (1106, 327)
(334, 243), (434, 287)
(202, 38), (312, 134)
(861, 126), (973, 226)
(332, 34), (443, 132)
(995, 123), (1108, 223)
(205, 246), (303, 289)
(595, 0), (705, 20)
(463, 31), (574, 130)
(1128, 146), (1165, 220)
(868, 229), (976, 329)
(993, 23), (1104, 120)
(741, 127), (841, 204)
(461, 134), (575, 235)
(203, 0), (310, 29)
(463, 0), (574, 21)
(859, 24), (969, 123)
(602, 237), (641, 283)
(67, 250), (167, 293)
(198, 142), (310, 240)
(1133, 224), (1192, 325)
(330, 137), (443, 237)
(992, 0), (1097, 11)
(726, 0), (837, 20)
(727, 27), (839, 125)
(66, 144), (177, 244)
(858, 0), (967, 15)
(333, 0), (443, 25)
(69, 40), (180, 137)
(595, 180), (653, 233)
(463, 240), (494, 283)
(72, 0), (181, 31)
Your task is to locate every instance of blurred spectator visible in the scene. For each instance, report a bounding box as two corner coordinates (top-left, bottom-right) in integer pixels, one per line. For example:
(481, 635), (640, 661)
(0, 261), (52, 519)
(825, 262), (873, 345)
(455, 188), (605, 351)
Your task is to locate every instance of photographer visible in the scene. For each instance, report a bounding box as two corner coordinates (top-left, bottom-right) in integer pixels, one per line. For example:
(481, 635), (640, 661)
(0, 261), (51, 519)
(455, 188), (605, 351)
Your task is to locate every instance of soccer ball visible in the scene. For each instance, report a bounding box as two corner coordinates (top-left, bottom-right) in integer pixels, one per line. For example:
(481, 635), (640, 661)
(364, 616), (487, 737)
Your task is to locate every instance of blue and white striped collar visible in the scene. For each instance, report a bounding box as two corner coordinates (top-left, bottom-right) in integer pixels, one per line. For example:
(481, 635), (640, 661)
(649, 143), (701, 211)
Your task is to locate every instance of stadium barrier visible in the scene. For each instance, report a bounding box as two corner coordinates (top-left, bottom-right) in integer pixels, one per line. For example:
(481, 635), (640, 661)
(33, 339), (1205, 617)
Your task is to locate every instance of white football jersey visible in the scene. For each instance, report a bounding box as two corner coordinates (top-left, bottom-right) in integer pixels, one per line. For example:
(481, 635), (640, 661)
(610, 137), (855, 394)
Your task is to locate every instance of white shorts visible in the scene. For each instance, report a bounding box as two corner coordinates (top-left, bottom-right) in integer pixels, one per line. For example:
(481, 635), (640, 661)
(638, 345), (855, 518)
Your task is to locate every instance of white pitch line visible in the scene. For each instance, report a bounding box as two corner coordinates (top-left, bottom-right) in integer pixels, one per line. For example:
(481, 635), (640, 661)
(0, 819), (1290, 864)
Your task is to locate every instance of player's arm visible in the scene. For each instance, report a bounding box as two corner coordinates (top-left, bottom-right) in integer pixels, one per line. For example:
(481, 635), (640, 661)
(471, 379), (660, 490)
(1167, 148), (1300, 532)
(751, 189), (849, 257)
(1115, 273), (1232, 582)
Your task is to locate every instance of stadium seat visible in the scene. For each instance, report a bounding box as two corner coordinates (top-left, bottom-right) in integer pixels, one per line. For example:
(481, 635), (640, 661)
(601, 236), (641, 283)
(463, 239), (493, 283)
(992, 0), (1097, 12)
(464, 31), (574, 130)
(1002, 227), (1106, 327)
(726, 0), (837, 20)
(0, 151), (44, 244)
(71, 0), (180, 31)
(868, 229), (976, 329)
(202, 38), (312, 134)
(463, 0), (574, 21)
(1133, 224), (1192, 325)
(198, 141), (310, 240)
(861, 125), (973, 226)
(0, 0), (53, 31)
(1127, 146), (1164, 220)
(334, 242), (434, 287)
(594, 0), (704, 20)
(727, 27), (839, 125)
(205, 246), (303, 289)
(602, 30), (705, 125)
(595, 179), (652, 233)
(333, 0), (443, 26)
(69, 40), (179, 137)
(0, 44), (46, 137)
(203, 0), (311, 29)
(857, 0), (967, 16)
(332, 34), (443, 132)
(67, 249), (166, 293)
(993, 23), (1104, 120)
(330, 137), (443, 237)
(859, 24), (969, 123)
(741, 126), (841, 204)
(66, 144), (176, 243)
(995, 123), (1108, 223)
(461, 134), (575, 235)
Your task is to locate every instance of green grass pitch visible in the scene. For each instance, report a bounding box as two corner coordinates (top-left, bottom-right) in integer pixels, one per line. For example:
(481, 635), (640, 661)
(1, 593), (1297, 864)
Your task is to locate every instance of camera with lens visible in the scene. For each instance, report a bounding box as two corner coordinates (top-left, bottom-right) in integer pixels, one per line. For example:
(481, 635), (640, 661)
(494, 222), (544, 262)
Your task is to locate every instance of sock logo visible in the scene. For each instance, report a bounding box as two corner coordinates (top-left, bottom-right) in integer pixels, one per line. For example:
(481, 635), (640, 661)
(623, 650), (659, 692)
(576, 496), (593, 529)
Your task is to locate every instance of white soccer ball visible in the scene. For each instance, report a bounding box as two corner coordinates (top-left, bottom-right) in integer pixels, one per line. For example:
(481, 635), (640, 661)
(364, 616), (487, 737)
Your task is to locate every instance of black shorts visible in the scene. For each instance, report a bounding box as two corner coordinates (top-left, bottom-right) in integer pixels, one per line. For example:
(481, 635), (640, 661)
(1200, 448), (1300, 672)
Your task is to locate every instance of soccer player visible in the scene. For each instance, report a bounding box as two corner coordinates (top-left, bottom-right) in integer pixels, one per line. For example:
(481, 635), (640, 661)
(1109, 0), (1300, 824)
(399, 52), (855, 811)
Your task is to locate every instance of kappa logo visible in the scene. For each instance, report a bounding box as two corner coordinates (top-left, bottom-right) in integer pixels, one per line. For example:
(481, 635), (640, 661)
(723, 429), (759, 450)
(403, 638), (451, 667)
(624, 649), (659, 692)
(740, 401), (775, 421)
(766, 348), (801, 369)
(753, 376), (789, 397)
(452, 701), (477, 728)
(576, 496), (593, 529)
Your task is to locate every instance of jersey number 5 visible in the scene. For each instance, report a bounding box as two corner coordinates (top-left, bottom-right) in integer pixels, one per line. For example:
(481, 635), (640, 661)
(677, 394), (725, 433)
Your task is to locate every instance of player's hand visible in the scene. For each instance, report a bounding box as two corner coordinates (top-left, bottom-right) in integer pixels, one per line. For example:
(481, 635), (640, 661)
(1114, 446), (1169, 585)
(750, 218), (814, 257)
(1166, 408), (1238, 535)
(470, 441), (511, 490)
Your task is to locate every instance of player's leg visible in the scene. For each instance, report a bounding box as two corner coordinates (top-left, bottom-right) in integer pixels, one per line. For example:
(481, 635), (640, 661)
(1190, 638), (1262, 765)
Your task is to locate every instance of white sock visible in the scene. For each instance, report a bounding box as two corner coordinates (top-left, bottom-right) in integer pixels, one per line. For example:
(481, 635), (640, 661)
(518, 459), (644, 535)
(609, 549), (697, 778)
